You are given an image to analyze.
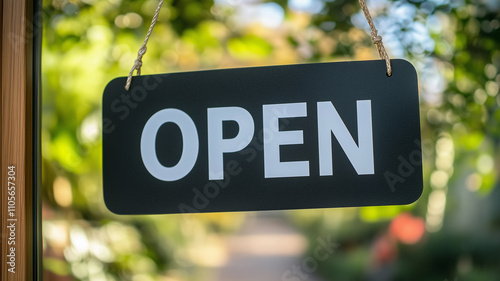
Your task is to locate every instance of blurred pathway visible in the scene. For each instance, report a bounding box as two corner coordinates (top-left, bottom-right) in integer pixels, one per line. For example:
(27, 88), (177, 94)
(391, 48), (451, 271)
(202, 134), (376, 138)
(211, 211), (327, 281)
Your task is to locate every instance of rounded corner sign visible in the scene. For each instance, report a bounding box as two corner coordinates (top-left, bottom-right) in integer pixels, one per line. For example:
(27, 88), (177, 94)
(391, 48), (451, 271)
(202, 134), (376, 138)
(102, 59), (423, 215)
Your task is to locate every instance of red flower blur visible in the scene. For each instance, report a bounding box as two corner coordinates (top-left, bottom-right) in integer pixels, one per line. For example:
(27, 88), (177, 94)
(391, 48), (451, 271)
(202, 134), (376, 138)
(389, 212), (425, 244)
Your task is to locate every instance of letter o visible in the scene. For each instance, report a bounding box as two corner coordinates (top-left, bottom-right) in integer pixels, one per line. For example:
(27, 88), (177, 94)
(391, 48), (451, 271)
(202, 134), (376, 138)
(141, 109), (199, 181)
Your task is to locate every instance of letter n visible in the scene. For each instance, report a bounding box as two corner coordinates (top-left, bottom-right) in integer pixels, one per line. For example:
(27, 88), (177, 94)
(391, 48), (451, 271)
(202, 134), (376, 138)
(317, 100), (374, 175)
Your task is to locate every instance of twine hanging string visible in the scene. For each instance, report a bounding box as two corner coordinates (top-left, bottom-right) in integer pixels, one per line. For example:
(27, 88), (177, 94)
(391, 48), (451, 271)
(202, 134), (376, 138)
(125, 0), (165, 91)
(125, 0), (391, 89)
(357, 0), (392, 76)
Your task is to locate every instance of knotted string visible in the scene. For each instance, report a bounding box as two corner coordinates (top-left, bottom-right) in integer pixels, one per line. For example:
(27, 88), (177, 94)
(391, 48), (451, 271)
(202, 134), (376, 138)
(125, 0), (165, 90)
(358, 0), (392, 76)
(125, 0), (392, 90)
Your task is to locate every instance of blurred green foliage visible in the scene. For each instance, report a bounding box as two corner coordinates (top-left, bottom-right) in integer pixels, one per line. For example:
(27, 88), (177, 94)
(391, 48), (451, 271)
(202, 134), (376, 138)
(41, 0), (500, 280)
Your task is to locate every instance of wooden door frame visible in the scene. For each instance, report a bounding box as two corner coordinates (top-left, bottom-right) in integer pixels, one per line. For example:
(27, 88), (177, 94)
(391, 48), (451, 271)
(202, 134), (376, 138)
(1, 0), (41, 280)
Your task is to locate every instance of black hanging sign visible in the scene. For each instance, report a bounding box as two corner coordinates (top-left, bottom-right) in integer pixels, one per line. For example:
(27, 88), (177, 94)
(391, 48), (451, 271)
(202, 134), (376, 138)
(102, 59), (423, 214)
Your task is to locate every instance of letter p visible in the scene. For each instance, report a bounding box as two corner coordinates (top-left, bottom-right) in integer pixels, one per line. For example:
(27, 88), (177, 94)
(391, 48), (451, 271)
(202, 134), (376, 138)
(208, 107), (254, 180)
